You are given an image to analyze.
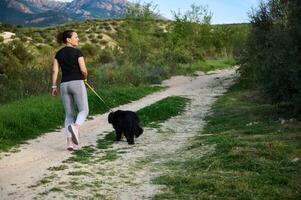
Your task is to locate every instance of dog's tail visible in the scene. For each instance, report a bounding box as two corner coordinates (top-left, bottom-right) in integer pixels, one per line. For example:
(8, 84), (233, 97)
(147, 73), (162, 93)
(134, 126), (143, 138)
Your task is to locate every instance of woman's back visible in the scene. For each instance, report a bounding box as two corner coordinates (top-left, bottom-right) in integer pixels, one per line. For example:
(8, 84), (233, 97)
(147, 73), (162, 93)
(55, 46), (84, 83)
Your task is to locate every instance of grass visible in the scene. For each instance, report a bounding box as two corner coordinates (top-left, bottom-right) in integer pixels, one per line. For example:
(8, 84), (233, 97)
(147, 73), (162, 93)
(96, 132), (116, 149)
(64, 145), (96, 164)
(152, 82), (301, 200)
(137, 96), (190, 128)
(177, 58), (237, 75)
(0, 85), (160, 152)
(203, 58), (238, 72)
(49, 187), (63, 192)
(99, 150), (120, 161)
(68, 171), (91, 176)
(48, 165), (68, 171)
(30, 175), (57, 188)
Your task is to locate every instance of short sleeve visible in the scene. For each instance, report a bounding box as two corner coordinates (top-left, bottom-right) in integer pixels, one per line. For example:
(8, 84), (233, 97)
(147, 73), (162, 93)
(77, 49), (84, 58)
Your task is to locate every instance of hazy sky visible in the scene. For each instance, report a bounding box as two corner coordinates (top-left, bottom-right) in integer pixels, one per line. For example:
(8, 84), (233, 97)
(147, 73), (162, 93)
(56, 0), (259, 24)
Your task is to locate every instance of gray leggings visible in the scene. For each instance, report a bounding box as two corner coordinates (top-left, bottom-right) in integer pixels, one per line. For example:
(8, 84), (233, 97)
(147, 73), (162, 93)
(60, 80), (89, 137)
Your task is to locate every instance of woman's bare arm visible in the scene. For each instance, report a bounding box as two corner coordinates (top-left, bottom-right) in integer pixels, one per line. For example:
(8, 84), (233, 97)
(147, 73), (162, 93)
(52, 59), (59, 86)
(52, 59), (59, 96)
(78, 57), (88, 80)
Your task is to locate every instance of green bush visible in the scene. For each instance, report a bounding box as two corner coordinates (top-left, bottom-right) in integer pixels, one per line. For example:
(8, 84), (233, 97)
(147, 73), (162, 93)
(104, 26), (111, 31)
(166, 46), (194, 65)
(80, 36), (87, 42)
(97, 48), (115, 64)
(80, 43), (98, 61)
(91, 38), (98, 43)
(240, 0), (301, 116)
(0, 41), (51, 102)
(144, 64), (169, 84)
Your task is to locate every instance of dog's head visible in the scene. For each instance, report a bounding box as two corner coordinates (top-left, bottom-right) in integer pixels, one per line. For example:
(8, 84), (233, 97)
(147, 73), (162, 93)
(108, 110), (123, 124)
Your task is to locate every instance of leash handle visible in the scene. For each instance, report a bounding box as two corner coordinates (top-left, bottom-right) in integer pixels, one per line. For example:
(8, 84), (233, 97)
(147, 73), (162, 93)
(84, 80), (112, 111)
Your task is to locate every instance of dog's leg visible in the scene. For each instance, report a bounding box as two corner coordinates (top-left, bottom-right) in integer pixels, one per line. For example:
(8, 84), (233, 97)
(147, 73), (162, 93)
(126, 133), (134, 145)
(115, 129), (122, 141)
(134, 126), (143, 138)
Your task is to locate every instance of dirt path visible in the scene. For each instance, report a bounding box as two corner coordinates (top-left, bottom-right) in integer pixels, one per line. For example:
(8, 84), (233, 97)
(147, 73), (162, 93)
(0, 68), (236, 199)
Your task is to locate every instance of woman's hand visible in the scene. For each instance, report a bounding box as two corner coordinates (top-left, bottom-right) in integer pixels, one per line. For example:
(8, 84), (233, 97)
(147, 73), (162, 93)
(52, 88), (58, 96)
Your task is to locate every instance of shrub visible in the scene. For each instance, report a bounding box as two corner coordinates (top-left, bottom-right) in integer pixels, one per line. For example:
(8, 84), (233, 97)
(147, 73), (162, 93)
(165, 46), (194, 65)
(240, 0), (301, 116)
(98, 48), (115, 64)
(80, 43), (98, 61)
(99, 40), (108, 45)
(91, 38), (98, 43)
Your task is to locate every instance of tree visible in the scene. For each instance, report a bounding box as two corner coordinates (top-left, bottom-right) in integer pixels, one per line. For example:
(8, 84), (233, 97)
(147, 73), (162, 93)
(240, 0), (301, 115)
(168, 4), (212, 62)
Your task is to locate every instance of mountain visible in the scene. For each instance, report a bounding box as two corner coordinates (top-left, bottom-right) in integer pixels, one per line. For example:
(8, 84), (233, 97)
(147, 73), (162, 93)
(66, 0), (127, 19)
(0, 0), (129, 26)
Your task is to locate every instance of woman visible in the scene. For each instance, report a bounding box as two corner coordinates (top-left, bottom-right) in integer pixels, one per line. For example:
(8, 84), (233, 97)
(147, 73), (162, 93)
(52, 30), (89, 151)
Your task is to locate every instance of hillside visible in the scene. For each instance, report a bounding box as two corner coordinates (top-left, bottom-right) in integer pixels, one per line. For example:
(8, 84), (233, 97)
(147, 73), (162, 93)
(0, 19), (126, 48)
(0, 19), (248, 56)
(0, 0), (129, 26)
(0, 9), (247, 103)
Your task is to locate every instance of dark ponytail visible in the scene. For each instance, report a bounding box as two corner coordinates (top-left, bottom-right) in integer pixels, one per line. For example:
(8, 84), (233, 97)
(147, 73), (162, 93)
(56, 30), (74, 44)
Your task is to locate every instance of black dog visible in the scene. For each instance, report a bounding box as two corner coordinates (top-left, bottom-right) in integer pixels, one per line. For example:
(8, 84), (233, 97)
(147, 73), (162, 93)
(108, 110), (143, 145)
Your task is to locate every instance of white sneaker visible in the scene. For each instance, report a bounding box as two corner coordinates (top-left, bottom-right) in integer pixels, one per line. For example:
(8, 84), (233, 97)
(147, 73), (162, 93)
(68, 124), (79, 145)
(67, 145), (74, 151)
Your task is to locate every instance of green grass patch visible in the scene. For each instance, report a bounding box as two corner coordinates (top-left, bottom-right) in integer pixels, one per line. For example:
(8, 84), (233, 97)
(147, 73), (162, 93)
(68, 171), (91, 176)
(64, 145), (96, 164)
(137, 96), (190, 128)
(176, 58), (237, 75)
(48, 165), (68, 171)
(152, 82), (301, 200)
(0, 85), (160, 152)
(30, 175), (57, 188)
(96, 132), (116, 149)
(99, 150), (120, 161)
(49, 187), (63, 192)
(203, 58), (237, 72)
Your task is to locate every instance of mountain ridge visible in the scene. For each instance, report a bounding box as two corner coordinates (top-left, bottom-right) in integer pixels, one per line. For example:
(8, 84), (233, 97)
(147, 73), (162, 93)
(0, 0), (129, 26)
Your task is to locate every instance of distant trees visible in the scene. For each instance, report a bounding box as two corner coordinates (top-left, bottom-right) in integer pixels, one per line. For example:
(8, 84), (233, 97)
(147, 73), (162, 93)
(166, 4), (212, 66)
(240, 0), (301, 115)
(117, 3), (240, 67)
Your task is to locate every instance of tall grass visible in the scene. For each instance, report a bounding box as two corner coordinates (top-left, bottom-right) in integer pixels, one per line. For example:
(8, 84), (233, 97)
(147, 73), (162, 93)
(91, 58), (237, 87)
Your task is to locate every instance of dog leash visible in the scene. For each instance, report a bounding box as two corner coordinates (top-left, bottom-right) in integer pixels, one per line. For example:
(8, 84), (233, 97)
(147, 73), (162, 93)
(84, 80), (112, 111)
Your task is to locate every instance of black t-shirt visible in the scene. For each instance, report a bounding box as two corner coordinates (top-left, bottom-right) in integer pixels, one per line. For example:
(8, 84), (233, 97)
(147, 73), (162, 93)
(55, 46), (84, 83)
